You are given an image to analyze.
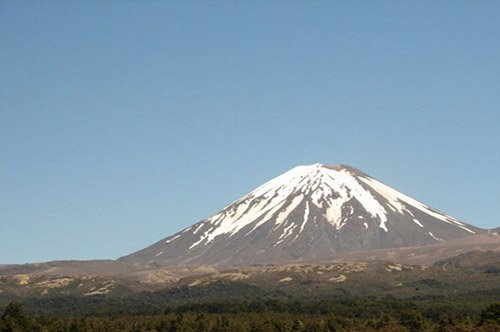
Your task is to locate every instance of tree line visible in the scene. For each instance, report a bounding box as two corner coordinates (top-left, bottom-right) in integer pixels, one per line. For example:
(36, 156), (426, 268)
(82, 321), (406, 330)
(1, 300), (499, 331)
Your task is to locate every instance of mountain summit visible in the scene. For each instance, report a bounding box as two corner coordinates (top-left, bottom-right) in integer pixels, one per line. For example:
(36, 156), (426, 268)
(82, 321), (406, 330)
(121, 164), (482, 266)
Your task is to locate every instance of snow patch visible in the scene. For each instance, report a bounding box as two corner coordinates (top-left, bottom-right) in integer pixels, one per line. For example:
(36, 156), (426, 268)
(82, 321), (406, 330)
(275, 195), (304, 225)
(413, 219), (424, 228)
(359, 176), (475, 234)
(298, 201), (310, 235)
(165, 234), (181, 244)
(428, 231), (442, 241)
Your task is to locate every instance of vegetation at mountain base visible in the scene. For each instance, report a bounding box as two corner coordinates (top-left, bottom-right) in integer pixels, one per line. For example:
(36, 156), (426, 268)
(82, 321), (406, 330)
(1, 300), (499, 332)
(1, 251), (498, 331)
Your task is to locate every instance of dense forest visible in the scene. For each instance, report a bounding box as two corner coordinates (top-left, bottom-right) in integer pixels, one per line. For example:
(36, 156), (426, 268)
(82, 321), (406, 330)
(1, 298), (498, 331)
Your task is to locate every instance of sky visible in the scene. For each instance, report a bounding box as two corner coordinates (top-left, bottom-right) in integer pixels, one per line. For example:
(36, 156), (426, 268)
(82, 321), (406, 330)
(1, 1), (499, 264)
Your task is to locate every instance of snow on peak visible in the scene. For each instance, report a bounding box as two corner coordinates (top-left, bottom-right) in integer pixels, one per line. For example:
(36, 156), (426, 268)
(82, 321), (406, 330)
(183, 163), (476, 250)
(188, 163), (389, 249)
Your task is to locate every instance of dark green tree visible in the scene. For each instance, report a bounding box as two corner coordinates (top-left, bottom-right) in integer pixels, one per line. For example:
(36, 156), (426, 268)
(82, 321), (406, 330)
(480, 303), (500, 324)
(291, 318), (304, 331)
(1, 302), (35, 332)
(399, 308), (427, 332)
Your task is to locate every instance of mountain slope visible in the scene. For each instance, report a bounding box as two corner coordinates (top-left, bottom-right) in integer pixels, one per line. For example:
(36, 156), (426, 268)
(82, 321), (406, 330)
(121, 164), (484, 266)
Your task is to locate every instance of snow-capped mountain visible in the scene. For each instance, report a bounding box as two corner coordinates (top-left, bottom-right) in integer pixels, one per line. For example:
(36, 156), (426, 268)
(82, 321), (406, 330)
(121, 164), (483, 266)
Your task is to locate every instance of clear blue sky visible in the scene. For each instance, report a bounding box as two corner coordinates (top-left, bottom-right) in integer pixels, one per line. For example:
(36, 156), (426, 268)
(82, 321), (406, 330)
(1, 1), (499, 264)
